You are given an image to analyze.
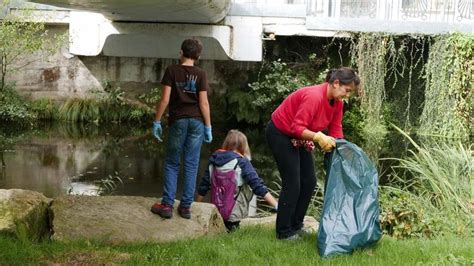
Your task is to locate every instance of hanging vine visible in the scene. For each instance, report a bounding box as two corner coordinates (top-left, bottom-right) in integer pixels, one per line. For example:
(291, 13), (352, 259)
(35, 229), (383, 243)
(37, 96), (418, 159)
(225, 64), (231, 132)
(419, 33), (473, 139)
(350, 33), (388, 161)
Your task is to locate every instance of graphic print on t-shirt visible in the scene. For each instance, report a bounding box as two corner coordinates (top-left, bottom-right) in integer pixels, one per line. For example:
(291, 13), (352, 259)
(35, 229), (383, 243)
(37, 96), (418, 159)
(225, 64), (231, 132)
(175, 74), (198, 93)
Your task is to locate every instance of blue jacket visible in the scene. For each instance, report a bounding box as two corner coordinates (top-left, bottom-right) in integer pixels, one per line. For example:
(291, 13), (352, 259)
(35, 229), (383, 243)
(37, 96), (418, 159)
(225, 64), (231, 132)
(197, 150), (269, 197)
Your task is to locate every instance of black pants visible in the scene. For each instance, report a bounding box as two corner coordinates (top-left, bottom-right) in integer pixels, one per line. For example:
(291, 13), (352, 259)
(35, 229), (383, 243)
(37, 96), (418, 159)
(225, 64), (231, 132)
(266, 120), (316, 239)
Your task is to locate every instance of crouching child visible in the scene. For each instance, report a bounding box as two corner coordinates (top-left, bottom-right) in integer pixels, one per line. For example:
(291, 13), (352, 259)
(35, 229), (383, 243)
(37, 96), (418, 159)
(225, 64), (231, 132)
(196, 129), (278, 232)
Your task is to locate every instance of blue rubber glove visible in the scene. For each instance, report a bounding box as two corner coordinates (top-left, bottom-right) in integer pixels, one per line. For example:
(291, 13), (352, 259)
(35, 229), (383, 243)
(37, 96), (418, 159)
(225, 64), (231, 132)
(153, 121), (162, 142)
(203, 126), (212, 143)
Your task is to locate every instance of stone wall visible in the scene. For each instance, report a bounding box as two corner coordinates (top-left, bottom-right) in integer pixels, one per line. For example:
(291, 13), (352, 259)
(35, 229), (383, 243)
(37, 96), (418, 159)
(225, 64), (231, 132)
(7, 25), (257, 108)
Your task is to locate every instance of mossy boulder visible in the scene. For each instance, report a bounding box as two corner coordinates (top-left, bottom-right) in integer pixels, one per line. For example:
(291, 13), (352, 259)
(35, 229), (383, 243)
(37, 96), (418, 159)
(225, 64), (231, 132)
(241, 214), (319, 234)
(0, 189), (52, 240)
(50, 195), (225, 244)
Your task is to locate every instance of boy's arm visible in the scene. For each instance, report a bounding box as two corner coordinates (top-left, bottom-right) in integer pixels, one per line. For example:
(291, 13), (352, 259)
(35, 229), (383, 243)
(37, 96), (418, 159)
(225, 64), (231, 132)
(198, 91), (211, 127)
(155, 85), (171, 121)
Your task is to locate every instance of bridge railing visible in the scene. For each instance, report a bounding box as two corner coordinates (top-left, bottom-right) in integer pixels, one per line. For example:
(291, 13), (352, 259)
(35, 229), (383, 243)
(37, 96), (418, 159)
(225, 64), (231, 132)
(306, 0), (473, 23)
(305, 0), (473, 34)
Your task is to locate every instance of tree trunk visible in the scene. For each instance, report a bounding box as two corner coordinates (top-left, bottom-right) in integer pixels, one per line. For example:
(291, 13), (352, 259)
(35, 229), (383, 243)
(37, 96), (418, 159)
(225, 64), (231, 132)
(1, 74), (4, 92)
(0, 166), (5, 182)
(1, 55), (6, 92)
(1, 151), (5, 168)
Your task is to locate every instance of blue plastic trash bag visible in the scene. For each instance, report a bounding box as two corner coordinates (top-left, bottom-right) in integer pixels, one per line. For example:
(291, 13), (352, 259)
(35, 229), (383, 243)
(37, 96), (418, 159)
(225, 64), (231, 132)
(317, 139), (382, 257)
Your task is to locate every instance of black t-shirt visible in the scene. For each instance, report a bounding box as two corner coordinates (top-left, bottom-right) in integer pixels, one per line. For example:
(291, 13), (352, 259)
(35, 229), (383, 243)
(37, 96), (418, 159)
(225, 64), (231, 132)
(161, 64), (209, 124)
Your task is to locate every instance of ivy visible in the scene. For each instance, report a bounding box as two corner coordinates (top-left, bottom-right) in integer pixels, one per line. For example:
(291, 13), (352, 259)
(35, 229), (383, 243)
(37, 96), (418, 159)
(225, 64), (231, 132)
(419, 33), (473, 139)
(350, 33), (389, 161)
(0, 87), (34, 122)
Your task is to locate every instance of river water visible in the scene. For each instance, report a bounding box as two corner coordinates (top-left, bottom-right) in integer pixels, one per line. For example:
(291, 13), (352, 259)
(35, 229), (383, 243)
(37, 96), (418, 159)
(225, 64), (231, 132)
(0, 122), (282, 200)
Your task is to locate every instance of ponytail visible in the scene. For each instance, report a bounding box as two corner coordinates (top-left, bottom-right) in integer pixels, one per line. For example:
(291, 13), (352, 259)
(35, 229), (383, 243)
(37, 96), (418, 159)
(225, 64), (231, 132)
(326, 67), (360, 86)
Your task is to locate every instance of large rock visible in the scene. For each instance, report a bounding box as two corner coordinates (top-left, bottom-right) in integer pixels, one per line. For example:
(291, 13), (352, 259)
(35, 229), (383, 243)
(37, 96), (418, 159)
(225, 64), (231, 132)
(241, 214), (319, 234)
(50, 196), (225, 244)
(0, 189), (52, 240)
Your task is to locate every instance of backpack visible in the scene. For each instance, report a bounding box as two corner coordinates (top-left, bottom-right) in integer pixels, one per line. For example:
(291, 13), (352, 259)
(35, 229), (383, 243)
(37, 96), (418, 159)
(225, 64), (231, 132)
(210, 160), (241, 221)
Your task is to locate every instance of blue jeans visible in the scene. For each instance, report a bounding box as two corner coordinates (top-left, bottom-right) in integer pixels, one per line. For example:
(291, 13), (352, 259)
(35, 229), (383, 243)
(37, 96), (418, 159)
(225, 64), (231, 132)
(162, 118), (204, 208)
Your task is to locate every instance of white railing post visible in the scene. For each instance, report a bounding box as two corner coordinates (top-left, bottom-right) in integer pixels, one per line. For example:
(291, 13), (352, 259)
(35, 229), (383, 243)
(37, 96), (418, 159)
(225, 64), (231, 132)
(333, 0), (341, 18)
(377, 0), (387, 20)
(454, 0), (462, 22)
(306, 0), (316, 16)
(323, 0), (330, 17)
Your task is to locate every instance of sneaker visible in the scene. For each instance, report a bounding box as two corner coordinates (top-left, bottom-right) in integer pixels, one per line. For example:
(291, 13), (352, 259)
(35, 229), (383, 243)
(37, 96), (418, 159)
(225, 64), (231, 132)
(150, 203), (173, 219)
(280, 234), (301, 241)
(177, 205), (191, 219)
(296, 227), (314, 237)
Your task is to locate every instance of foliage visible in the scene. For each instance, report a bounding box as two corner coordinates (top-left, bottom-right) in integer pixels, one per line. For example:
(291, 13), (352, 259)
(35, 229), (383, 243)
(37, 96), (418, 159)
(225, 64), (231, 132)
(138, 87), (162, 106)
(350, 33), (389, 161)
(58, 98), (101, 123)
(0, 1), (64, 121)
(94, 172), (123, 195)
(227, 59), (315, 125)
(385, 35), (428, 129)
(348, 34), (431, 161)
(0, 1), (63, 91)
(419, 33), (473, 139)
(30, 99), (59, 120)
(390, 125), (472, 214)
(341, 99), (365, 147)
(0, 86), (34, 122)
(379, 186), (446, 238)
(58, 85), (153, 123)
(380, 125), (473, 238)
(379, 185), (472, 239)
(102, 81), (125, 105)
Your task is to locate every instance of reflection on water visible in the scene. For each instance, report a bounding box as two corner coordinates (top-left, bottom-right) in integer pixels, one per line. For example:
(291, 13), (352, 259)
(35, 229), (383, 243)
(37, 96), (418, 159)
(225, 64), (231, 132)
(0, 122), (224, 198)
(4, 138), (103, 197)
(1, 122), (299, 201)
(0, 122), (407, 199)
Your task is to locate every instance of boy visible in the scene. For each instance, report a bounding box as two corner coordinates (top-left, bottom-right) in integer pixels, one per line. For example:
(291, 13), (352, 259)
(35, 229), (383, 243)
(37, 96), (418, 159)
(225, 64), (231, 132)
(151, 38), (212, 219)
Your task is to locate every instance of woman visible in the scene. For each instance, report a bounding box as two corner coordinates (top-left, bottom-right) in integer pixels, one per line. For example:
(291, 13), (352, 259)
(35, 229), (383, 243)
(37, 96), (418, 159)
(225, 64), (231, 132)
(265, 67), (360, 240)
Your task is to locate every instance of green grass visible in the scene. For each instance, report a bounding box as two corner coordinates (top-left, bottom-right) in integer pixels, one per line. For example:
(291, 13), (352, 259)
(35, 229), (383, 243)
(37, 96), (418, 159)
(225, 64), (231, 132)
(1, 227), (473, 265)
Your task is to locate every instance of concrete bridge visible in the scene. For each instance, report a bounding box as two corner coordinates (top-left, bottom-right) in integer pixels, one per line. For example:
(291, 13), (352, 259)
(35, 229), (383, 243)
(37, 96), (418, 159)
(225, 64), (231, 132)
(5, 0), (474, 61)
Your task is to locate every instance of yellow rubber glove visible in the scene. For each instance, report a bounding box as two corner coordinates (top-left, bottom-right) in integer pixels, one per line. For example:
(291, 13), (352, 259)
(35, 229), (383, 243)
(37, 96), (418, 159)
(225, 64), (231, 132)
(313, 132), (336, 152)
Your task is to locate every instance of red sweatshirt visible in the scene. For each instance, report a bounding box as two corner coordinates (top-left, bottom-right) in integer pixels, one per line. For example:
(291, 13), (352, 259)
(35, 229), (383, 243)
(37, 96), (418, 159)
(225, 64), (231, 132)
(271, 83), (344, 139)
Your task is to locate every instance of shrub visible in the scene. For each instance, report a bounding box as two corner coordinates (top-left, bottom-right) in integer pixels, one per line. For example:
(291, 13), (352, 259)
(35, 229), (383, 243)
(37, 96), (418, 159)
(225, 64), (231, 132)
(58, 98), (100, 123)
(381, 125), (473, 238)
(0, 87), (34, 122)
(138, 87), (162, 106)
(58, 85), (153, 123)
(379, 187), (445, 238)
(227, 60), (314, 126)
(30, 99), (59, 120)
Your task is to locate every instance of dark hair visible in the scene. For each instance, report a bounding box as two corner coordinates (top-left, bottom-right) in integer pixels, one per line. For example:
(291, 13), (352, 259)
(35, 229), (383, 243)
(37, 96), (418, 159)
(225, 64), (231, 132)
(181, 38), (203, 60)
(325, 67), (360, 86)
